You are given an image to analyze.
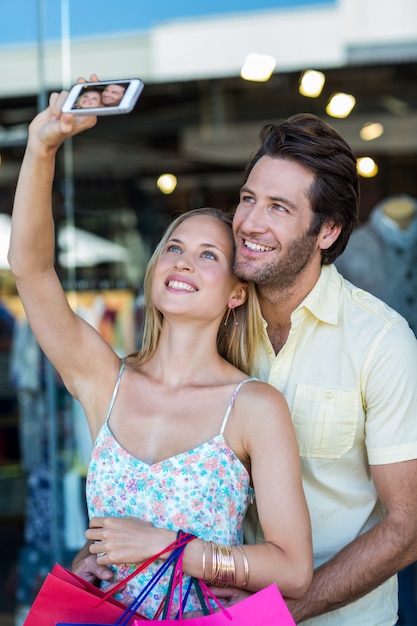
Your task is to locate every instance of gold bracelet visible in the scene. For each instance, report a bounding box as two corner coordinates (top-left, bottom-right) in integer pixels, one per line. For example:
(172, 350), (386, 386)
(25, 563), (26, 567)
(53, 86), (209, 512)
(208, 542), (236, 586)
(202, 541), (208, 581)
(236, 545), (249, 588)
(219, 544), (235, 586)
(209, 542), (220, 585)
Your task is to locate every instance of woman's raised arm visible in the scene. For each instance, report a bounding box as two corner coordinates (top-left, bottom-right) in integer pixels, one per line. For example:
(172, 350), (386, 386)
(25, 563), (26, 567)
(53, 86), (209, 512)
(8, 91), (120, 427)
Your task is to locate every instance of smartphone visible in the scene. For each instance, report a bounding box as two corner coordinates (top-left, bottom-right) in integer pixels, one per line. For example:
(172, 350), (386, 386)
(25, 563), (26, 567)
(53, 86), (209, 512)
(61, 78), (144, 116)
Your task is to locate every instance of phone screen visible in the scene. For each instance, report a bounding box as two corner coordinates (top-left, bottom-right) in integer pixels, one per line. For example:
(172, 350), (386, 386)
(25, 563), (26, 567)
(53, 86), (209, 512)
(62, 79), (144, 116)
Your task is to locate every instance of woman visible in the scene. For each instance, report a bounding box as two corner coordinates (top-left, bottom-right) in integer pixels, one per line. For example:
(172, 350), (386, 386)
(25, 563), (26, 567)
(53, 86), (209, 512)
(8, 89), (312, 618)
(75, 87), (104, 109)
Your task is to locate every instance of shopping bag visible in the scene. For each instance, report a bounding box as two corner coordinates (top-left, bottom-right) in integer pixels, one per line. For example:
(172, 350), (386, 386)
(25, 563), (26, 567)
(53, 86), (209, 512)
(145, 583), (296, 625)
(53, 532), (203, 626)
(56, 584), (294, 626)
(23, 532), (194, 626)
(22, 563), (148, 626)
(55, 534), (201, 626)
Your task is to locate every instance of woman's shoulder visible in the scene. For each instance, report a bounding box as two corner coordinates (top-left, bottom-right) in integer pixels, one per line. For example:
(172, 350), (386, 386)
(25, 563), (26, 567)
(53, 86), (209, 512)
(232, 376), (288, 412)
(221, 359), (285, 401)
(227, 378), (293, 452)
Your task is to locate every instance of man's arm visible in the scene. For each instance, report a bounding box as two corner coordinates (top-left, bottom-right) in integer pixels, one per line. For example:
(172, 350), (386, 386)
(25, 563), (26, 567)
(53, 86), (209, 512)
(286, 458), (417, 622)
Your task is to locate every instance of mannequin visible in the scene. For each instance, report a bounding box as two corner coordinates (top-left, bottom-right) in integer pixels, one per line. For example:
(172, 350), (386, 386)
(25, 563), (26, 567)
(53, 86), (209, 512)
(336, 194), (417, 334)
(382, 195), (416, 230)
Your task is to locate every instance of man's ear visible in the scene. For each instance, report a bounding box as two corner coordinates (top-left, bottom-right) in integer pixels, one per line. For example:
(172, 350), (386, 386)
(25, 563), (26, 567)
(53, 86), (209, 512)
(228, 283), (248, 309)
(318, 221), (342, 251)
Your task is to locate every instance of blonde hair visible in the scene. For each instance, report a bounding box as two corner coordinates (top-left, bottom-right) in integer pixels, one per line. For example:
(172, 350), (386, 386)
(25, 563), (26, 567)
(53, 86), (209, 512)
(128, 208), (265, 376)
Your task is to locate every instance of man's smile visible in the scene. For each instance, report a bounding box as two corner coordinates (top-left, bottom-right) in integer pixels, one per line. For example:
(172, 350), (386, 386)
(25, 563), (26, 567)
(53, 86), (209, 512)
(243, 239), (275, 253)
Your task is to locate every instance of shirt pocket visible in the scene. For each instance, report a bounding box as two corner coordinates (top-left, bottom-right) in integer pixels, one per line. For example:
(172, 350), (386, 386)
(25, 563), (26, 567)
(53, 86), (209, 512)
(291, 385), (360, 459)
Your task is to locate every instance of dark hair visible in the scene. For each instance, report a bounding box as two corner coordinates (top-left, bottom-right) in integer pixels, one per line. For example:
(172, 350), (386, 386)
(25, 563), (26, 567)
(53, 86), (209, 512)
(245, 113), (360, 264)
(106, 83), (127, 90)
(83, 87), (103, 94)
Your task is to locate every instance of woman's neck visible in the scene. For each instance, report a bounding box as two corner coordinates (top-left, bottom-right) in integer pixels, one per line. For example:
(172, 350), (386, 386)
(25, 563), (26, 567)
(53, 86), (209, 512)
(143, 319), (227, 387)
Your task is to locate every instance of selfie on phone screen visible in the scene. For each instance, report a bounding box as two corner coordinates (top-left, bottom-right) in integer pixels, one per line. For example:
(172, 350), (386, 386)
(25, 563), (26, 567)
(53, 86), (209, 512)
(62, 78), (144, 116)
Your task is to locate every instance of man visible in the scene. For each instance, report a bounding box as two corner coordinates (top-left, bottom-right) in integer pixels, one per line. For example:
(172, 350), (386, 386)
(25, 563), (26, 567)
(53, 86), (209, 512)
(230, 113), (417, 624)
(73, 113), (417, 625)
(101, 83), (127, 107)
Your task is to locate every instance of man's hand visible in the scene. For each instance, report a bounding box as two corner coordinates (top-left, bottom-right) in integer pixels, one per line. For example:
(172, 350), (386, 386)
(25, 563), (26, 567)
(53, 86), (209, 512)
(71, 540), (113, 586)
(208, 585), (253, 607)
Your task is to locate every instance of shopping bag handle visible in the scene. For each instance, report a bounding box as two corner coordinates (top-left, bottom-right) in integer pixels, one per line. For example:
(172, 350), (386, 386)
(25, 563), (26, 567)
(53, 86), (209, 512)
(99, 530), (232, 623)
(115, 538), (197, 623)
(97, 531), (196, 604)
(161, 531), (232, 622)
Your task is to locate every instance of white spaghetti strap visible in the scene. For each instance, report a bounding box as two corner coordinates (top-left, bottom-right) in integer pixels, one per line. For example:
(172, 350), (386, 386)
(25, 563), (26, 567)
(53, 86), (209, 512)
(105, 359), (125, 423)
(219, 378), (258, 435)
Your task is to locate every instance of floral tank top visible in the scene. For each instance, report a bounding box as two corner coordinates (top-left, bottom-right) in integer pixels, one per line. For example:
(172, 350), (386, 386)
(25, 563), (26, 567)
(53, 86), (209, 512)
(86, 360), (256, 619)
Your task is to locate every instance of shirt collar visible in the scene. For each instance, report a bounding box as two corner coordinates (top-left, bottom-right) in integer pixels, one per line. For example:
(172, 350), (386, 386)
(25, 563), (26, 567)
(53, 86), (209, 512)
(293, 264), (341, 326)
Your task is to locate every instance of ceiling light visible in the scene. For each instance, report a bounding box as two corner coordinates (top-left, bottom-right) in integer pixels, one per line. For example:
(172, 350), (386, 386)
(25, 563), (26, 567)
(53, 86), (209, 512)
(326, 93), (356, 118)
(357, 157), (378, 178)
(240, 53), (276, 82)
(157, 173), (177, 194)
(299, 70), (325, 97)
(359, 122), (384, 141)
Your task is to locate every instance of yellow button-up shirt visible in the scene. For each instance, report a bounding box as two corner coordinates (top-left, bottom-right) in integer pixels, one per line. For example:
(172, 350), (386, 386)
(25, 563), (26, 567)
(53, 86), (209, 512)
(247, 264), (417, 625)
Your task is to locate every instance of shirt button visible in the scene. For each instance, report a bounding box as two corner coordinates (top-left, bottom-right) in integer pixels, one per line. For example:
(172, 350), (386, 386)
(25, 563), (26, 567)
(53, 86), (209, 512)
(325, 391), (334, 400)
